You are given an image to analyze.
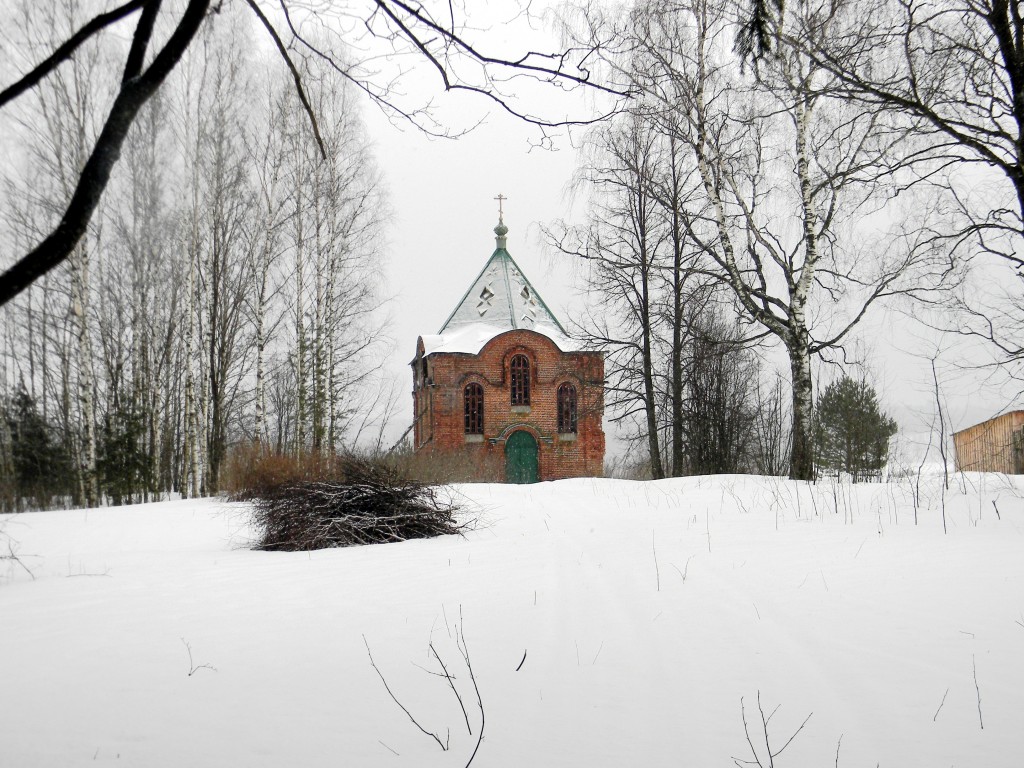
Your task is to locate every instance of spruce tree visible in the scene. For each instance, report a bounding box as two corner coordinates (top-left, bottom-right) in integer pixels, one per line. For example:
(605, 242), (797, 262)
(3, 387), (71, 508)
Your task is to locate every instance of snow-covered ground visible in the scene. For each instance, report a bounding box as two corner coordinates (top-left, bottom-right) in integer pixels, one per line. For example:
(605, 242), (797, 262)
(2, 473), (1023, 767)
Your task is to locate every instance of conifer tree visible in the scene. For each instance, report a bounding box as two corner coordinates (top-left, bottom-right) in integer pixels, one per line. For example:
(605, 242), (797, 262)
(814, 375), (897, 481)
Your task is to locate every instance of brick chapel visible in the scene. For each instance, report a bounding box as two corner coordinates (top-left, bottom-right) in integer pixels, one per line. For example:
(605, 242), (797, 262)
(411, 212), (605, 483)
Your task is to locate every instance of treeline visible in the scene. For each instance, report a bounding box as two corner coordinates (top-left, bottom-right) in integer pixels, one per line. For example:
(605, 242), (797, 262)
(551, 0), (999, 480)
(0, 1), (389, 511)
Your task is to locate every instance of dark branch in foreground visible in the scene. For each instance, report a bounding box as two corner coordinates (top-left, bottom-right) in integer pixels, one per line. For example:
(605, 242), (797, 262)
(244, 0), (327, 159)
(0, 0), (146, 108)
(0, 0), (627, 307)
(0, 0), (212, 307)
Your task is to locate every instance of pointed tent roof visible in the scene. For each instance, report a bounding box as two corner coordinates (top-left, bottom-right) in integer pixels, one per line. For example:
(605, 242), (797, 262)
(438, 218), (567, 336)
(420, 217), (580, 356)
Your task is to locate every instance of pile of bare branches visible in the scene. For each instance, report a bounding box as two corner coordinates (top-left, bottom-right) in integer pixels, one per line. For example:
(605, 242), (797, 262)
(244, 456), (467, 551)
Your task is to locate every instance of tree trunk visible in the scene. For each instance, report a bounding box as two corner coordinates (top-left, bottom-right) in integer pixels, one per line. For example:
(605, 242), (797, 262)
(312, 190), (327, 452)
(790, 88), (818, 482)
(254, 259), (269, 448)
(667, 137), (685, 477)
(72, 242), (98, 506)
(184, 222), (202, 498)
(640, 256), (664, 480)
(788, 337), (814, 481)
(294, 177), (307, 456)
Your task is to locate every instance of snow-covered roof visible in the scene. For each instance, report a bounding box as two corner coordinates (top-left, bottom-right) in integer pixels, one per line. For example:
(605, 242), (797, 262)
(418, 217), (585, 356)
(436, 219), (567, 337)
(420, 322), (586, 356)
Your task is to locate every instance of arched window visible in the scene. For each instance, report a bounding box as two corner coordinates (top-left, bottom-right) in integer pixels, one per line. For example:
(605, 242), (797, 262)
(510, 354), (530, 406)
(464, 383), (484, 434)
(557, 383), (578, 433)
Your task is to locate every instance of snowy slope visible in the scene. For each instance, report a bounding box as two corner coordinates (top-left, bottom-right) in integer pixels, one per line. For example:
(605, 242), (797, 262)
(2, 474), (1023, 767)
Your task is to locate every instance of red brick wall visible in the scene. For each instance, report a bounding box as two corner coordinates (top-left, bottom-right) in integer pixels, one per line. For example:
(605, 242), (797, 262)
(411, 330), (605, 481)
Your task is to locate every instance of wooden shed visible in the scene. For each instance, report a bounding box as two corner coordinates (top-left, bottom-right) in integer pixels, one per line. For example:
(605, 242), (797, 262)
(952, 410), (1024, 473)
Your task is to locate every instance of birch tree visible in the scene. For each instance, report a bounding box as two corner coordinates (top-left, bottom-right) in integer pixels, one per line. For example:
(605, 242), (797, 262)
(102, 91), (180, 500)
(284, 67), (388, 456)
(549, 114), (669, 477)
(567, 0), (957, 479)
(175, 30), (211, 498)
(6, 0), (108, 504)
(247, 80), (292, 450)
(195, 26), (258, 492)
(797, 0), (1024, 374)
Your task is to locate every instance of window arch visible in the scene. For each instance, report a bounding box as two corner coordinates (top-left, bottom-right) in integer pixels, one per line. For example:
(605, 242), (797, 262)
(464, 383), (484, 434)
(510, 354), (531, 406)
(557, 383), (578, 433)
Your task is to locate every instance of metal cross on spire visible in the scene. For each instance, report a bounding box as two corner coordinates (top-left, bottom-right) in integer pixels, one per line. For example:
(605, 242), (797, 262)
(494, 193), (507, 220)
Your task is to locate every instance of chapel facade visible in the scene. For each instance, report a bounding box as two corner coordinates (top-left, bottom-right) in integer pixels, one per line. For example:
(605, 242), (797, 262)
(411, 216), (604, 483)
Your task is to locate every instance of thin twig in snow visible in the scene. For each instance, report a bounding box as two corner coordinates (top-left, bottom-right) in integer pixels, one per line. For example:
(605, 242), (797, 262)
(2, 540), (35, 579)
(431, 642), (471, 736)
(456, 617), (485, 768)
(410, 660), (453, 678)
(181, 638), (216, 676)
(669, 555), (694, 583)
(364, 635), (449, 751)
(973, 655), (984, 730)
(733, 691), (812, 768)
(933, 687), (949, 721)
(652, 530), (660, 592)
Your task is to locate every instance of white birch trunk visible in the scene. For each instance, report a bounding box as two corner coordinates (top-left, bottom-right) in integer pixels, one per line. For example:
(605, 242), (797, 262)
(312, 190), (327, 453)
(294, 177), (307, 456)
(789, 86), (818, 480)
(254, 257), (269, 449)
(71, 243), (98, 506)
(184, 236), (201, 498)
(326, 241), (338, 452)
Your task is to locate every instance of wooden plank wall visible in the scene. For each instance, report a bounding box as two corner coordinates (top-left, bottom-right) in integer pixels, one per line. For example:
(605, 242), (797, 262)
(952, 411), (1024, 473)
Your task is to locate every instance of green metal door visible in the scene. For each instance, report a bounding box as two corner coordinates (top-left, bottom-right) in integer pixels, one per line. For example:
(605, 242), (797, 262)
(505, 430), (539, 484)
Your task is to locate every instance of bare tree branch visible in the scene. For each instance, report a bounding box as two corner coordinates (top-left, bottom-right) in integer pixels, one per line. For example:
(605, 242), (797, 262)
(0, 0), (146, 108)
(0, 0), (212, 307)
(244, 0), (327, 159)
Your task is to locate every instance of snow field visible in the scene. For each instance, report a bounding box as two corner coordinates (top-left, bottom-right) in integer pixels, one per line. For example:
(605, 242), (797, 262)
(1, 473), (1022, 767)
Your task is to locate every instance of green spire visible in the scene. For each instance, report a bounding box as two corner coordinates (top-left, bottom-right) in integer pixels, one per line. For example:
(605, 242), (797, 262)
(494, 217), (509, 249)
